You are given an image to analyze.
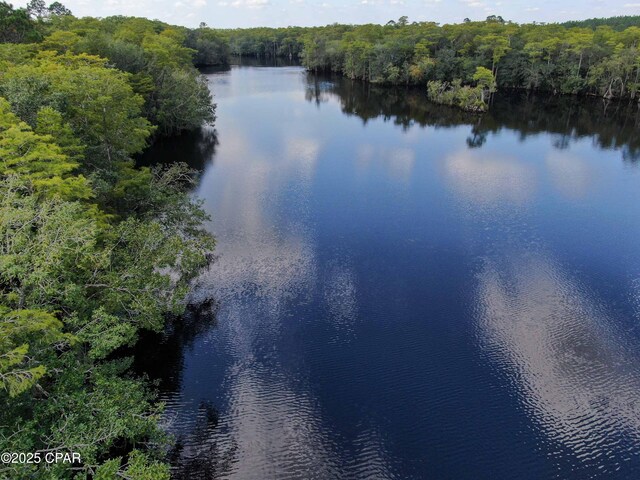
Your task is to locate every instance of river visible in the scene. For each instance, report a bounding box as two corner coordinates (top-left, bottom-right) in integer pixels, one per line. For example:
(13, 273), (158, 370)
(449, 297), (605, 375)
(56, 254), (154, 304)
(137, 64), (640, 479)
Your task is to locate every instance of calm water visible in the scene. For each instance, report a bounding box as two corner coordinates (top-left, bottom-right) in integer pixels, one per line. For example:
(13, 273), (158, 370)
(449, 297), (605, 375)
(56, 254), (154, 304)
(137, 65), (640, 479)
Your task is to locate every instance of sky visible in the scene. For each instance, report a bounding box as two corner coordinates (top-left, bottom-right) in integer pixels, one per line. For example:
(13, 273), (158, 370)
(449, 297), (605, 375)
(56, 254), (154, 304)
(11, 0), (640, 28)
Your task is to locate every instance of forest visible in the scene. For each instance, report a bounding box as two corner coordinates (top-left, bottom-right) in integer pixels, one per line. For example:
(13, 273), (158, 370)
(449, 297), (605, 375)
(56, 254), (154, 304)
(168, 15), (640, 109)
(1, 1), (640, 477)
(218, 15), (640, 107)
(0, 2), (216, 478)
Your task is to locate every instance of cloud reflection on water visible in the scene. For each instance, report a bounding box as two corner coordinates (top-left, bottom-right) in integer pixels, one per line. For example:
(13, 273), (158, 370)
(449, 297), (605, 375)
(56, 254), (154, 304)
(545, 150), (596, 199)
(445, 149), (536, 206)
(189, 98), (396, 478)
(476, 252), (640, 474)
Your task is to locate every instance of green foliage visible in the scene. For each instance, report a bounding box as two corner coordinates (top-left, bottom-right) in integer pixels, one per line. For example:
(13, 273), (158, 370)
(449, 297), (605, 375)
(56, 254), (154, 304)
(0, 8), (216, 477)
(48, 1), (72, 17)
(0, 99), (91, 200)
(32, 15), (217, 136)
(222, 26), (308, 59)
(6, 359), (170, 478)
(0, 144), (213, 477)
(0, 1), (40, 43)
(561, 15), (640, 31)
(207, 16), (640, 101)
(473, 66), (497, 91)
(35, 106), (85, 162)
(427, 78), (489, 112)
(0, 53), (154, 163)
(187, 27), (229, 66)
(95, 450), (170, 480)
(148, 68), (215, 135)
(41, 29), (80, 52)
(0, 182), (99, 310)
(0, 308), (70, 397)
(142, 29), (194, 69)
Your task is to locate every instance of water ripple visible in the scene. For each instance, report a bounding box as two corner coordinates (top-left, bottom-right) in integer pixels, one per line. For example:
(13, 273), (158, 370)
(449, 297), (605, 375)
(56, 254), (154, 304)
(476, 253), (640, 477)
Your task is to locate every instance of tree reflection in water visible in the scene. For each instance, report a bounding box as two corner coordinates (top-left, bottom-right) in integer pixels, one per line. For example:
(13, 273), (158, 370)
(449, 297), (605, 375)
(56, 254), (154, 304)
(305, 72), (640, 161)
(134, 301), (236, 479)
(136, 127), (220, 178)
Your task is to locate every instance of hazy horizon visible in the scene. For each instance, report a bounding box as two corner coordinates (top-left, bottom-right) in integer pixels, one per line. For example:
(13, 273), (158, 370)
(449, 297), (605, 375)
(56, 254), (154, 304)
(10, 0), (640, 29)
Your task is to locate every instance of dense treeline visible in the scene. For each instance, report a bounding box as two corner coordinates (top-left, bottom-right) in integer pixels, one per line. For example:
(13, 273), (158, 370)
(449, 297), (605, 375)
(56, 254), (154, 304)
(220, 26), (307, 59)
(426, 66), (496, 112)
(296, 16), (640, 102)
(560, 15), (640, 31)
(7, 2), (639, 105)
(0, 2), (217, 478)
(202, 15), (640, 105)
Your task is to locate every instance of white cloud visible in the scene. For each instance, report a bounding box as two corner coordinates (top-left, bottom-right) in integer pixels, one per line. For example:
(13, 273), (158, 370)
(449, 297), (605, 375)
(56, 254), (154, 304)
(459, 0), (486, 7)
(230, 0), (270, 7)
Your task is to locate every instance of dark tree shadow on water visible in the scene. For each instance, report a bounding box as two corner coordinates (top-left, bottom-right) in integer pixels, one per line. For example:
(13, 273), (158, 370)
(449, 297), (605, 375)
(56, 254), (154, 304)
(168, 400), (238, 479)
(134, 300), (236, 478)
(304, 72), (640, 160)
(134, 299), (219, 394)
(135, 127), (219, 179)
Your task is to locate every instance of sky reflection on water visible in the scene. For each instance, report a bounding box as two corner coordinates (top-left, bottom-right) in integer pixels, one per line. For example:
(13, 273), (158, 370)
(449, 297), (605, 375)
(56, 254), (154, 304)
(138, 65), (640, 479)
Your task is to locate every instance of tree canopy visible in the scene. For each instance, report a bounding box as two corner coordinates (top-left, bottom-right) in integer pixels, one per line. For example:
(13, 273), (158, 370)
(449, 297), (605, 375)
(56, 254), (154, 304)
(0, 3), (216, 478)
(187, 15), (640, 102)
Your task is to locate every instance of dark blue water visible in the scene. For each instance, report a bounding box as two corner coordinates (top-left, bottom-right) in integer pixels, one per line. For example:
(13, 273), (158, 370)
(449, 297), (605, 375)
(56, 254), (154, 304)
(139, 65), (640, 479)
